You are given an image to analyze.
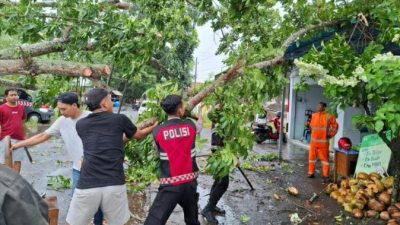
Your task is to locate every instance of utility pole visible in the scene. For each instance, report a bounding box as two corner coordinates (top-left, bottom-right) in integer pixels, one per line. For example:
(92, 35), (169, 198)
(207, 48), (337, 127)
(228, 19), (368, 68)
(194, 57), (198, 85)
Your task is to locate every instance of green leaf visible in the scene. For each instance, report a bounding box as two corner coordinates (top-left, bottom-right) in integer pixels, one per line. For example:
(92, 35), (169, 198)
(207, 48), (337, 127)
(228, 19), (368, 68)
(375, 120), (384, 133)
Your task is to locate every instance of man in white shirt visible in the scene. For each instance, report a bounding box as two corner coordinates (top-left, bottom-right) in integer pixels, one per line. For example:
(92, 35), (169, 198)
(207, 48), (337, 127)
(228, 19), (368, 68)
(10, 92), (103, 225)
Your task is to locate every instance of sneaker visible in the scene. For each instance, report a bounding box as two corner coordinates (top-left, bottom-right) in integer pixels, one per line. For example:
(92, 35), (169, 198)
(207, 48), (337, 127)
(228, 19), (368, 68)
(307, 174), (315, 178)
(213, 206), (226, 214)
(201, 207), (219, 224)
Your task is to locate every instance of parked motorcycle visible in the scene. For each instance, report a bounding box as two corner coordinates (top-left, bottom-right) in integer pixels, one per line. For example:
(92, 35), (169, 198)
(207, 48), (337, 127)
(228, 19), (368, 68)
(252, 114), (287, 144)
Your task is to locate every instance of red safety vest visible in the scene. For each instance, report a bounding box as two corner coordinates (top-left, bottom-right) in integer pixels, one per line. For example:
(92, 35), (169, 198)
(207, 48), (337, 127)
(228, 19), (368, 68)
(153, 118), (199, 186)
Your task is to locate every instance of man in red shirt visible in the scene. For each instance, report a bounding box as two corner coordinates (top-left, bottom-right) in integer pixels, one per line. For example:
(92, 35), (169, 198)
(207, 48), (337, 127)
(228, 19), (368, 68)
(0, 88), (27, 165)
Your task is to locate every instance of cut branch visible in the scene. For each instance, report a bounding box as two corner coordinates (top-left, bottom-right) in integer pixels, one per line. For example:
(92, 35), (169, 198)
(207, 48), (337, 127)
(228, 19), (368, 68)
(0, 78), (27, 88)
(0, 39), (68, 60)
(0, 59), (111, 78)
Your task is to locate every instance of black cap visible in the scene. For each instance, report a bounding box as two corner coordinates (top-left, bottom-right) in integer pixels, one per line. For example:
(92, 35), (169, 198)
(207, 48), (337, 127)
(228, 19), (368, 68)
(57, 92), (79, 106)
(84, 88), (109, 111)
(160, 95), (182, 115)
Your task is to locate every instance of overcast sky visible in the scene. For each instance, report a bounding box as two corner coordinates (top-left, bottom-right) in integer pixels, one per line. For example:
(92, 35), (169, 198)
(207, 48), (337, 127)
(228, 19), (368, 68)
(192, 22), (227, 83)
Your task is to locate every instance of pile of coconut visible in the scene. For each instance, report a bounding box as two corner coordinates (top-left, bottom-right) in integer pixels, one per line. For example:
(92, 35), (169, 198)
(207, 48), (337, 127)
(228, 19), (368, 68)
(325, 172), (399, 224)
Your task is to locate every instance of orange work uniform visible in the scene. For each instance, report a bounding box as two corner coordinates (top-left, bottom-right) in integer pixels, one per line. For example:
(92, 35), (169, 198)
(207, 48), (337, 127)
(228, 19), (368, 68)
(308, 111), (338, 177)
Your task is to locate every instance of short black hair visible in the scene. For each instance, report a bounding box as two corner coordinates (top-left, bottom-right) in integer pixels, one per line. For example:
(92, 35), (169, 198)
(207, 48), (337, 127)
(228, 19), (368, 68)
(57, 92), (80, 108)
(84, 88), (109, 111)
(319, 102), (327, 108)
(160, 95), (182, 115)
(5, 88), (17, 96)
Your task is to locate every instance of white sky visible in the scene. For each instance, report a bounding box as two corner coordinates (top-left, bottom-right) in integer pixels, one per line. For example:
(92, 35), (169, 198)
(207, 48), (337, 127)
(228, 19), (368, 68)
(193, 22), (227, 82)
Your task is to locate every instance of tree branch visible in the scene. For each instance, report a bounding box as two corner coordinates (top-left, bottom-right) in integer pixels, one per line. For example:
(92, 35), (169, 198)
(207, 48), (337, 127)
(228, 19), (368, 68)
(0, 39), (68, 60)
(0, 78), (28, 88)
(0, 59), (111, 78)
(139, 20), (341, 128)
(379, 130), (392, 150)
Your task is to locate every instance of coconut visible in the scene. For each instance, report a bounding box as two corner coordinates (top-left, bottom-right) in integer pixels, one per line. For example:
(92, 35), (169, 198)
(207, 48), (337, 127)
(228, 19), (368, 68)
(349, 178), (358, 186)
(339, 187), (348, 196)
(367, 184), (379, 194)
(330, 191), (340, 200)
(381, 211), (391, 221)
(354, 200), (366, 210)
(391, 212), (400, 220)
(383, 176), (395, 188)
(365, 210), (378, 218)
(325, 183), (338, 194)
(350, 185), (359, 195)
(341, 179), (350, 189)
(343, 203), (354, 213)
(352, 208), (364, 219)
(370, 172), (382, 180)
(337, 196), (346, 204)
(365, 188), (375, 198)
(345, 194), (355, 203)
(357, 172), (369, 180)
(388, 206), (399, 215)
(375, 180), (386, 193)
(368, 198), (386, 212)
(378, 192), (392, 206)
(288, 187), (299, 196)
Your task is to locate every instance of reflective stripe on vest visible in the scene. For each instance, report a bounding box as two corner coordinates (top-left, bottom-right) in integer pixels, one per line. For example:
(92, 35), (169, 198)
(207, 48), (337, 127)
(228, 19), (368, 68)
(160, 149), (196, 160)
(160, 172), (199, 185)
(311, 139), (328, 143)
(311, 127), (327, 131)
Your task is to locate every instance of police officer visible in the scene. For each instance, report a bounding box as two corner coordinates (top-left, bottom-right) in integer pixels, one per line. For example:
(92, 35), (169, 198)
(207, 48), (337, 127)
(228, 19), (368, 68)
(201, 107), (229, 224)
(144, 95), (201, 225)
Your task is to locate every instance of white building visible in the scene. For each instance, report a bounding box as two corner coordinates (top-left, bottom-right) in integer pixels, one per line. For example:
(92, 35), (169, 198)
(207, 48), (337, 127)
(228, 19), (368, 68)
(287, 68), (369, 149)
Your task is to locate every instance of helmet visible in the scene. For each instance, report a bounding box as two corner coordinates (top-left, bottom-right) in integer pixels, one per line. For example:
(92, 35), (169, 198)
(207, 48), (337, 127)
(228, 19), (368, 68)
(338, 137), (352, 151)
(276, 112), (282, 118)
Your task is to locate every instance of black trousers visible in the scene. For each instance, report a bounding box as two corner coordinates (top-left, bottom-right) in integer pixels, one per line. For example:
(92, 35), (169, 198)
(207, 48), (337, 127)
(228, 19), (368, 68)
(144, 180), (200, 225)
(208, 175), (229, 208)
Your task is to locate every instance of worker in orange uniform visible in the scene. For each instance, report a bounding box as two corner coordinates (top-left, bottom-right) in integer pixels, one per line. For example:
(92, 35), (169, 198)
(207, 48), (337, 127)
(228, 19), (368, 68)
(308, 102), (338, 183)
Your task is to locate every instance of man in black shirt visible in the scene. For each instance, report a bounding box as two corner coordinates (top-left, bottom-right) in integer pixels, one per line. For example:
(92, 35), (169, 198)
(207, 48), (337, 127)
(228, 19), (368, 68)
(66, 88), (157, 225)
(0, 164), (49, 225)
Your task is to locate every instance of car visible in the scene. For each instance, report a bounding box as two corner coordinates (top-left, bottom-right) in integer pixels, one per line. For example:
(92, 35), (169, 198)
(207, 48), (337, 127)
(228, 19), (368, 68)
(131, 103), (140, 111)
(1, 89), (54, 123)
(138, 101), (148, 116)
(138, 100), (156, 116)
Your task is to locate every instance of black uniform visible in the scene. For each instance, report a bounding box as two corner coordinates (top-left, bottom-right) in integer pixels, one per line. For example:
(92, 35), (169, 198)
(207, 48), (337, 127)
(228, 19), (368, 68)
(207, 127), (229, 210)
(144, 118), (200, 225)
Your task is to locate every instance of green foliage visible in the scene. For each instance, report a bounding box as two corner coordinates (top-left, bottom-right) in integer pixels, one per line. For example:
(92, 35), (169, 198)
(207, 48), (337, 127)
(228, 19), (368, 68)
(204, 67), (286, 178)
(47, 175), (72, 190)
(294, 0), (400, 145)
(240, 214), (251, 224)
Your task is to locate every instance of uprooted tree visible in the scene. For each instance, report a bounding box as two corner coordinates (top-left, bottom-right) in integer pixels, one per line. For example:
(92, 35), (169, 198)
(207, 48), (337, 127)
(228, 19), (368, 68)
(3, 0), (400, 199)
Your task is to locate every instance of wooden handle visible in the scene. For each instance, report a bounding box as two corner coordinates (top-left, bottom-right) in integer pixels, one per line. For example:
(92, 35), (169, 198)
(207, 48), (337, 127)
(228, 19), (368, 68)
(4, 136), (13, 169)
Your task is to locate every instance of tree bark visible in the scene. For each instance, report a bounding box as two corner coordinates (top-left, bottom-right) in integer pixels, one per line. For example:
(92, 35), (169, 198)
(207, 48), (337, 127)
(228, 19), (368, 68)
(0, 59), (111, 78)
(0, 39), (68, 60)
(389, 138), (400, 203)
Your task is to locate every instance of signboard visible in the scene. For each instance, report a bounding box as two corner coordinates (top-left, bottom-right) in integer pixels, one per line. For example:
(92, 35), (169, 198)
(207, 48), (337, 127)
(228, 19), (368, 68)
(355, 133), (392, 175)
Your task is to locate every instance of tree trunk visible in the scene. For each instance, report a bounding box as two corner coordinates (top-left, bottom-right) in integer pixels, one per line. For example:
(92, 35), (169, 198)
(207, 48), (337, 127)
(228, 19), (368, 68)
(389, 137), (400, 203)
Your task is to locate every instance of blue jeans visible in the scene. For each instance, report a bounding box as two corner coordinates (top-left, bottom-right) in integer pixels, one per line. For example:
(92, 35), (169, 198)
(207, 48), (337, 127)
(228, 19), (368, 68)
(72, 169), (104, 225)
